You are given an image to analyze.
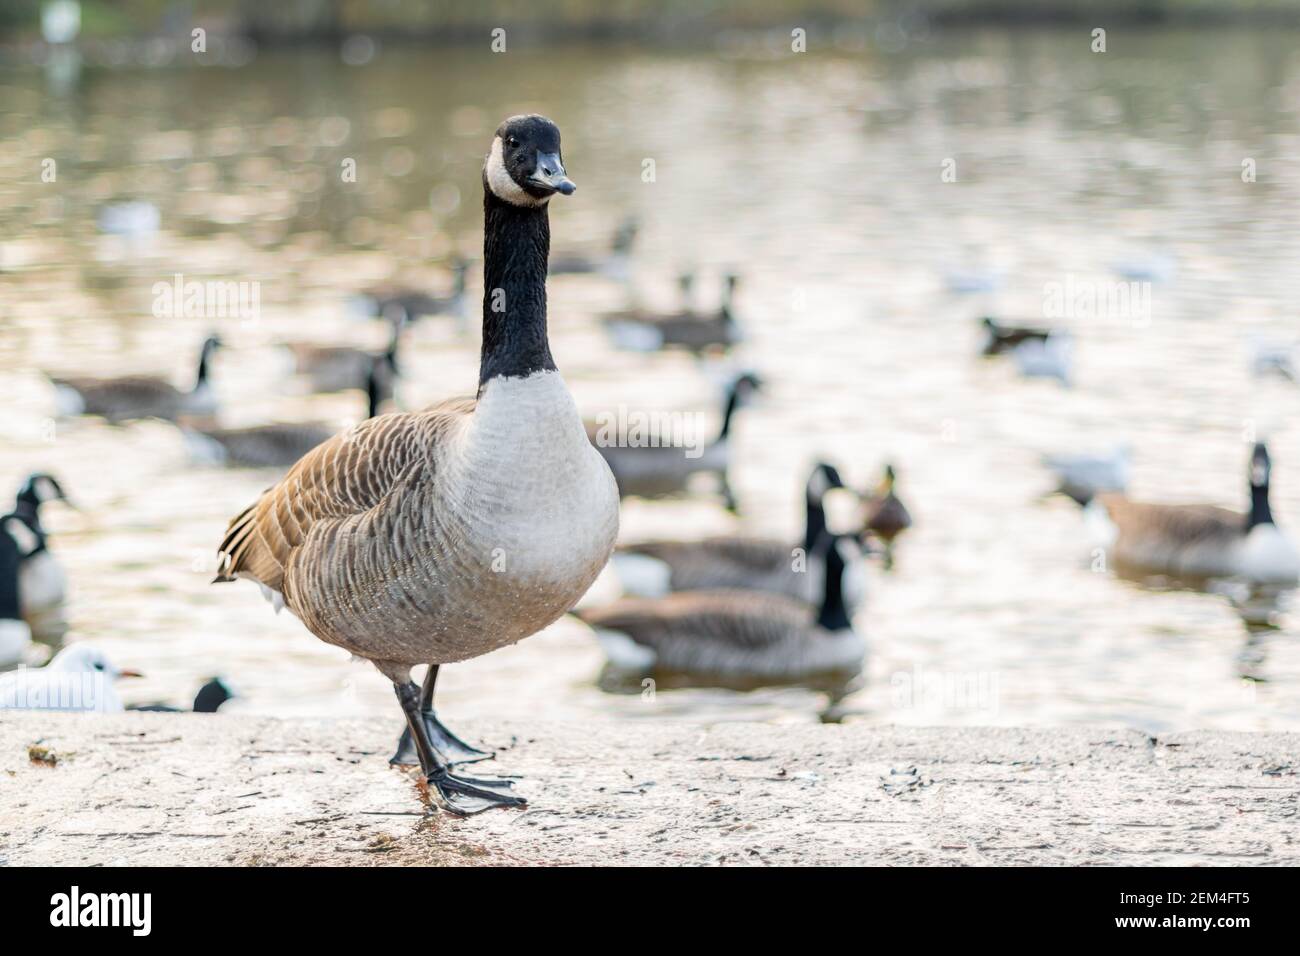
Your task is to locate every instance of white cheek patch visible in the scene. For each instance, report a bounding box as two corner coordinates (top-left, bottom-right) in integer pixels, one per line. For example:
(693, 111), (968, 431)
(486, 136), (548, 208)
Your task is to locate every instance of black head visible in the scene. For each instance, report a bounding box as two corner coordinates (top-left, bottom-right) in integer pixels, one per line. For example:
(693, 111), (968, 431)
(981, 316), (997, 329)
(1250, 442), (1271, 489)
(193, 677), (235, 713)
(807, 461), (845, 499)
(485, 115), (575, 206)
(17, 473), (68, 510)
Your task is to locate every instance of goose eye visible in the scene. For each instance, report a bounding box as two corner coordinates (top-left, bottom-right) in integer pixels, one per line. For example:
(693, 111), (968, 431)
(93, 662), (104, 671)
(507, 136), (519, 148)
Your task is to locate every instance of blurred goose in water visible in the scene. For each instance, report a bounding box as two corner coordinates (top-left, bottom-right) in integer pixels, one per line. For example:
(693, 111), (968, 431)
(183, 357), (390, 469)
(980, 316), (1052, 356)
(1012, 331), (1072, 386)
(96, 201), (159, 237)
(613, 461), (863, 605)
(588, 371), (761, 510)
(1043, 444), (1131, 505)
(4, 474), (73, 638)
(0, 644), (143, 712)
(550, 215), (637, 278)
(131, 677), (236, 713)
(215, 115), (618, 815)
(861, 464), (912, 567)
(284, 314), (402, 395)
(1112, 252), (1176, 283)
(578, 531), (864, 680)
(1089, 442), (1299, 584)
(0, 516), (34, 668)
(348, 258), (470, 329)
(48, 335), (222, 422)
(603, 274), (742, 353)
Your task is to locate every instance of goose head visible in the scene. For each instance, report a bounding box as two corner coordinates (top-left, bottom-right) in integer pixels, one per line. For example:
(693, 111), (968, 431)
(485, 115), (575, 207)
(1247, 442), (1275, 530)
(47, 644), (143, 679)
(806, 461), (845, 501)
(16, 473), (71, 515)
(1251, 442), (1271, 489)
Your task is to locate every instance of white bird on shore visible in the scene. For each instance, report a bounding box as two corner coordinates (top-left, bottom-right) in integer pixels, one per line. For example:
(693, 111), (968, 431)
(0, 644), (143, 712)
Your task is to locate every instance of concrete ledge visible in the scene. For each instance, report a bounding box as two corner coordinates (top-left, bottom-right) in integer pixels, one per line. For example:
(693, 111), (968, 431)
(2, 714), (1298, 866)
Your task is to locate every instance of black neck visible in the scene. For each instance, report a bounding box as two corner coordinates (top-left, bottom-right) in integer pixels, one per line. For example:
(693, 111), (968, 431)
(195, 345), (212, 389)
(718, 382), (745, 441)
(1248, 482), (1274, 530)
(0, 527), (21, 621)
(802, 488), (829, 553)
(478, 188), (557, 390)
(817, 535), (852, 632)
(366, 373), (382, 419)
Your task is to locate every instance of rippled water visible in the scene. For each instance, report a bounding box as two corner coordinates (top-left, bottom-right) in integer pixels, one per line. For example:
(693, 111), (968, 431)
(2, 29), (1299, 733)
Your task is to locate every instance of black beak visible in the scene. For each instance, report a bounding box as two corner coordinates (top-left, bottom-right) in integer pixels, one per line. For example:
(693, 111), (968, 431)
(528, 152), (576, 196)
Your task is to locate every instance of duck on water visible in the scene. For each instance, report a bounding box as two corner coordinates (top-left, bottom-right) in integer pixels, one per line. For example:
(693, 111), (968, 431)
(215, 116), (620, 815)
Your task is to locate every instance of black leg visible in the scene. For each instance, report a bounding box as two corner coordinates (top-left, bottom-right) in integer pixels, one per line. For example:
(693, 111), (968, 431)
(391, 681), (525, 816)
(391, 665), (493, 767)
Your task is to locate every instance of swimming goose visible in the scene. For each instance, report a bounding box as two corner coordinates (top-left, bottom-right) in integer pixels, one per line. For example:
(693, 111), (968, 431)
(1043, 444), (1131, 505)
(215, 115), (619, 815)
(613, 461), (856, 605)
(348, 258), (471, 328)
(183, 357), (390, 469)
(49, 335), (222, 422)
(587, 371), (761, 510)
(578, 532), (864, 680)
(131, 677), (235, 713)
(861, 463), (912, 566)
(550, 215), (637, 278)
(603, 274), (742, 354)
(1091, 443), (1299, 584)
(0, 644), (143, 712)
(980, 316), (1052, 356)
(4, 474), (72, 638)
(284, 315), (402, 395)
(0, 516), (34, 667)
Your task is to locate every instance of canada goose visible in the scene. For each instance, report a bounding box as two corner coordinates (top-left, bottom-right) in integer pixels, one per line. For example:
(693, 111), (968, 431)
(131, 677), (235, 713)
(980, 316), (1051, 356)
(1043, 444), (1130, 505)
(587, 371), (761, 510)
(550, 215), (637, 277)
(603, 274), (742, 353)
(183, 357), (390, 469)
(284, 315), (402, 395)
(48, 335), (222, 422)
(214, 115), (619, 815)
(614, 461), (855, 605)
(0, 644), (143, 712)
(1091, 443), (1299, 584)
(0, 516), (33, 668)
(4, 474), (72, 638)
(862, 464), (912, 567)
(349, 258), (470, 327)
(578, 532), (864, 680)
(1012, 331), (1072, 386)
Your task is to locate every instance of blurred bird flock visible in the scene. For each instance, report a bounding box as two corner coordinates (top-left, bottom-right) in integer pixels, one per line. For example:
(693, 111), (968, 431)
(2, 0), (1300, 732)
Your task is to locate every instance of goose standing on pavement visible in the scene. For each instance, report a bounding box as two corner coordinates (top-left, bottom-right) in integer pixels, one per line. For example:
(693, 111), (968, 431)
(587, 371), (760, 511)
(0, 644), (143, 712)
(1091, 442), (1299, 584)
(578, 531), (864, 680)
(183, 357), (391, 469)
(48, 335), (221, 422)
(215, 115), (619, 815)
(4, 474), (72, 638)
(614, 461), (860, 605)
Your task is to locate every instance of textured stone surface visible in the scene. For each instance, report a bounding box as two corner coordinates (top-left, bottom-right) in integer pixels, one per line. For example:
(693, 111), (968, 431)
(2, 713), (1298, 866)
